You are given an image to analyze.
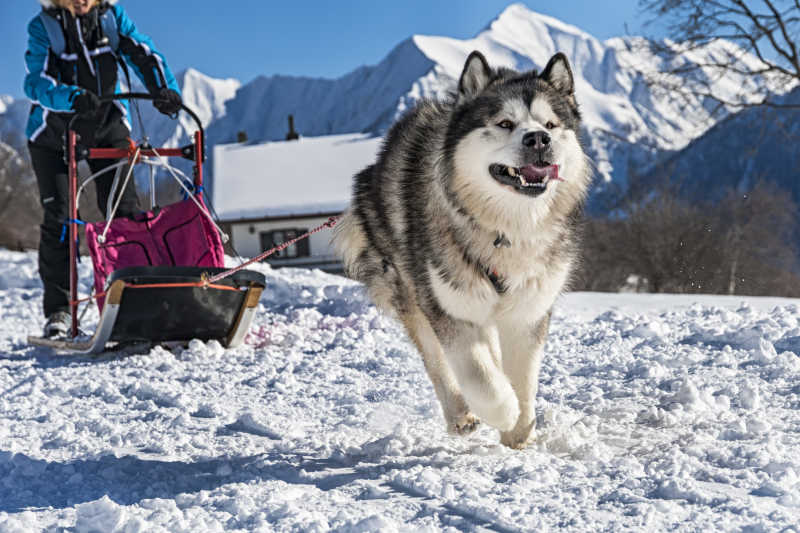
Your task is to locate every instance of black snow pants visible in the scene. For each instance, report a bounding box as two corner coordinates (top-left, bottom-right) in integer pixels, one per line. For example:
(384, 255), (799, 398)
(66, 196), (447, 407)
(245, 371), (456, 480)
(29, 127), (140, 318)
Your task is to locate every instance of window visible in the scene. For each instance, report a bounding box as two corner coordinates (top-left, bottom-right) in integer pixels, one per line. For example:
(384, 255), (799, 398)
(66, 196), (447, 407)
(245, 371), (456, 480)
(259, 228), (310, 259)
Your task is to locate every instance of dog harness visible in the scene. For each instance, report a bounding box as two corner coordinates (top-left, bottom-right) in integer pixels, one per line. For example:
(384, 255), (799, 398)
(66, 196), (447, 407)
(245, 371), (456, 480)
(484, 232), (511, 293)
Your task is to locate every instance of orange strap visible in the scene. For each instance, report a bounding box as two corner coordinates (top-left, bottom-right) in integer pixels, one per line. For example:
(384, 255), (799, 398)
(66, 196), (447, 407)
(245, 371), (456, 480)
(70, 280), (244, 306)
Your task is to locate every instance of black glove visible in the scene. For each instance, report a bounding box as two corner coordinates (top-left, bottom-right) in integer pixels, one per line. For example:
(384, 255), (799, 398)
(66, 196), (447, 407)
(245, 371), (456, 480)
(153, 88), (182, 116)
(72, 90), (101, 115)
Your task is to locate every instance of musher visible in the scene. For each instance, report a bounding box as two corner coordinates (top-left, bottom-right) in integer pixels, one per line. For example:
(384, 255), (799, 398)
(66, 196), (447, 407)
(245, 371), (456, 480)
(24, 0), (182, 337)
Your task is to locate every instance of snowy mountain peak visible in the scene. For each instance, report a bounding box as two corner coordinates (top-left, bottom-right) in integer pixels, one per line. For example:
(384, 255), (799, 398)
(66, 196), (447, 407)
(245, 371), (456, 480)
(175, 68), (241, 123)
(181, 66), (211, 80)
(489, 3), (595, 44)
(178, 67), (241, 91)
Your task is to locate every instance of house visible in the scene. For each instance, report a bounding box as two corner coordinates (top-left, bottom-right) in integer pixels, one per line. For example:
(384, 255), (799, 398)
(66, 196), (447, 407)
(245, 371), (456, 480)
(212, 133), (382, 271)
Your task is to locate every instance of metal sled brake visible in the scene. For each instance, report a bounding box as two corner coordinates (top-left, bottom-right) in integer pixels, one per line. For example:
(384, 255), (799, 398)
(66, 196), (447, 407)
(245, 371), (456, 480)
(28, 93), (265, 354)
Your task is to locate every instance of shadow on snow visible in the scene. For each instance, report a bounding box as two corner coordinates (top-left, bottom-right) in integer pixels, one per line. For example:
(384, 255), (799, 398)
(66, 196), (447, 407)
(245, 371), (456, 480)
(0, 445), (518, 532)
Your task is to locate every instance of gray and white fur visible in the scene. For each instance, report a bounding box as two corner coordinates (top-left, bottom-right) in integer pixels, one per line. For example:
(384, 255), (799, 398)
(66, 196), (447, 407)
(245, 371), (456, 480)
(333, 51), (592, 449)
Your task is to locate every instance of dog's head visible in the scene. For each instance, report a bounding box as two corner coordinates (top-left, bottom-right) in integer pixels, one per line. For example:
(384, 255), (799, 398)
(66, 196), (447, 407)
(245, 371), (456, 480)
(444, 51), (591, 233)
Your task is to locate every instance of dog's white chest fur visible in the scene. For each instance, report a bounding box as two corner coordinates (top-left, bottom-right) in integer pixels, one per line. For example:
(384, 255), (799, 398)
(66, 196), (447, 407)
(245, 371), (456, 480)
(427, 262), (499, 324)
(426, 255), (568, 326)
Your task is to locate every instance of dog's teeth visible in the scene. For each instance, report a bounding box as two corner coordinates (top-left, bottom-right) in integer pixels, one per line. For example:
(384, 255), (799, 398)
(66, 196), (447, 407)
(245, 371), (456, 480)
(507, 166), (516, 177)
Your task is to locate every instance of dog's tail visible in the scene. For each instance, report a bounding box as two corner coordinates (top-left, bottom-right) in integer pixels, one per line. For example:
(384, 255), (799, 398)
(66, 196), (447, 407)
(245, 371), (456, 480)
(331, 208), (369, 280)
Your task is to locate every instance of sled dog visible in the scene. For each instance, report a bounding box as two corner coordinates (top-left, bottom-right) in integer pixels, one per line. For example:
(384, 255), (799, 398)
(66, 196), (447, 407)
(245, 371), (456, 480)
(333, 51), (592, 448)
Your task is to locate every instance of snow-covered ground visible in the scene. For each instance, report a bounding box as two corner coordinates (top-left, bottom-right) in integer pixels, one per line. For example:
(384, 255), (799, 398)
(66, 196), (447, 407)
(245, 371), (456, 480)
(1, 249), (799, 532)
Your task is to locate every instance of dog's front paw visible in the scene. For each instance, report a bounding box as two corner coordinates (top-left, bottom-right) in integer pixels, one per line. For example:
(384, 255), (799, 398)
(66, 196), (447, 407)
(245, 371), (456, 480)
(447, 412), (480, 435)
(499, 418), (536, 449)
(500, 431), (531, 450)
(473, 392), (519, 433)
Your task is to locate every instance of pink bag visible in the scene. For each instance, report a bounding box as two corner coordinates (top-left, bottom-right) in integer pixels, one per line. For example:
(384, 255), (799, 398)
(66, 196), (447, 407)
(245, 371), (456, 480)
(85, 199), (225, 309)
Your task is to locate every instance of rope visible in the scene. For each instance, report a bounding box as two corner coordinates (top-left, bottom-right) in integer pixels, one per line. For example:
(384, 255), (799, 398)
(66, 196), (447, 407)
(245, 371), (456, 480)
(76, 161), (128, 209)
(149, 146), (230, 243)
(78, 287), (95, 323)
(205, 216), (340, 285)
(99, 146), (140, 244)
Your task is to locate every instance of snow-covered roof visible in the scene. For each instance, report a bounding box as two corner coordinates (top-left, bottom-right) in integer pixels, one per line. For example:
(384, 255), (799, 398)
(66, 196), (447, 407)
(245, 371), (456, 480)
(212, 133), (382, 221)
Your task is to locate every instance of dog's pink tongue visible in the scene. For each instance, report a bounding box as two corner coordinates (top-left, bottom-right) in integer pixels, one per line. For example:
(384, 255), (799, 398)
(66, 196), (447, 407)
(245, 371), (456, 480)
(520, 164), (561, 182)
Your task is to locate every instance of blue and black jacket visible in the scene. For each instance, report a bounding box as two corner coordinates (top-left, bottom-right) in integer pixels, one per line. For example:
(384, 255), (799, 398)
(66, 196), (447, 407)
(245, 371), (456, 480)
(24, 0), (180, 149)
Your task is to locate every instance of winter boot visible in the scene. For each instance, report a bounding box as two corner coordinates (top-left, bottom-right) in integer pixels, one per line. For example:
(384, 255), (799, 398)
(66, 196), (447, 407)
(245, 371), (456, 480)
(43, 311), (71, 338)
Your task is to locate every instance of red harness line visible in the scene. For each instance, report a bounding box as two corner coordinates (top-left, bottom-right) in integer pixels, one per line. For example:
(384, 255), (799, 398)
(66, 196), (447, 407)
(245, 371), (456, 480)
(204, 215), (340, 284)
(69, 216), (341, 306)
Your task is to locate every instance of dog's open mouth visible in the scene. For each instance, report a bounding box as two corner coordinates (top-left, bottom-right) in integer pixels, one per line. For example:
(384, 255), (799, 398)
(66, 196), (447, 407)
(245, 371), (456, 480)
(489, 163), (562, 196)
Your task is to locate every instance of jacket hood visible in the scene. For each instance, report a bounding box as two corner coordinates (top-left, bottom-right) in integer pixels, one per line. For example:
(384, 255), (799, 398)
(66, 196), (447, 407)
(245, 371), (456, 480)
(38, 1), (118, 7)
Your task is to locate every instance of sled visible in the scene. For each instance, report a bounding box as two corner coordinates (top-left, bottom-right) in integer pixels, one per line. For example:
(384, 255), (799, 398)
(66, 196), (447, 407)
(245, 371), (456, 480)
(28, 93), (265, 354)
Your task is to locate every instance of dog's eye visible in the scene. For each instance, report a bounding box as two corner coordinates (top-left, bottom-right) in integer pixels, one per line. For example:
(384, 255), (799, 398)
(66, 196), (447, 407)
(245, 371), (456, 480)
(497, 120), (515, 130)
(545, 121), (558, 130)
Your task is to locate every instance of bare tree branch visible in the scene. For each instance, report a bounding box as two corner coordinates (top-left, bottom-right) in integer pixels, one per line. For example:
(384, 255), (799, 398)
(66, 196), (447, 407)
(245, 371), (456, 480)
(735, 0), (796, 68)
(762, 0), (800, 68)
(639, 0), (800, 110)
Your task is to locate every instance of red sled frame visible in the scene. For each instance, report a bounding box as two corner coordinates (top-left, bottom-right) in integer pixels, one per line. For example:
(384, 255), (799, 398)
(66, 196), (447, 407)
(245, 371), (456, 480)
(66, 114), (205, 338)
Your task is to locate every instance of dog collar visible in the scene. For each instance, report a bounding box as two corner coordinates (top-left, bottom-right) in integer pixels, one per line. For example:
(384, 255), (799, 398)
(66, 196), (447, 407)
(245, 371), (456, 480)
(480, 232), (510, 293)
(484, 266), (507, 294)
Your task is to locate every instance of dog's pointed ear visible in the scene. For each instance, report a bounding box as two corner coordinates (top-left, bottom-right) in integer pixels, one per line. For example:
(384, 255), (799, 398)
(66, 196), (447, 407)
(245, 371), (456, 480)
(458, 51), (492, 99)
(540, 53), (575, 96)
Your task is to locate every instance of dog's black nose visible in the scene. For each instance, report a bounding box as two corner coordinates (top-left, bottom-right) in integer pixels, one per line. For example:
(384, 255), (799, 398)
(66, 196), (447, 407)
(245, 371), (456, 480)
(522, 131), (550, 149)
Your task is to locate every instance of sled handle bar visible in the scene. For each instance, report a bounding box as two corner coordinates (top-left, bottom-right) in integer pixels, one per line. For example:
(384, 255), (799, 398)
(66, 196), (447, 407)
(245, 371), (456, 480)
(66, 92), (204, 141)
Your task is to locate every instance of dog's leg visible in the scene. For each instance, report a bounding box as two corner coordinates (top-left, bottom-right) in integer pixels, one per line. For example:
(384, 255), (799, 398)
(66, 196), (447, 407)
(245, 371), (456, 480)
(498, 312), (550, 449)
(479, 322), (503, 368)
(400, 309), (479, 435)
(440, 320), (520, 432)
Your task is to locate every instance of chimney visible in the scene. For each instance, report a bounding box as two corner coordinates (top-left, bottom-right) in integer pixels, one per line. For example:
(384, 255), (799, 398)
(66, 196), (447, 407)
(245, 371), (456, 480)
(286, 114), (300, 141)
(237, 130), (248, 143)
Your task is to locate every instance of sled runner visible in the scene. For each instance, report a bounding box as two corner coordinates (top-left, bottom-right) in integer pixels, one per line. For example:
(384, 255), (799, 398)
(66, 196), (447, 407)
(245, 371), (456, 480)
(28, 93), (265, 354)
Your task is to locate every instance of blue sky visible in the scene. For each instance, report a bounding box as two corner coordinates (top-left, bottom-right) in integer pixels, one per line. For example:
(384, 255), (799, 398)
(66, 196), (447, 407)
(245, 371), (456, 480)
(1, 1), (650, 98)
